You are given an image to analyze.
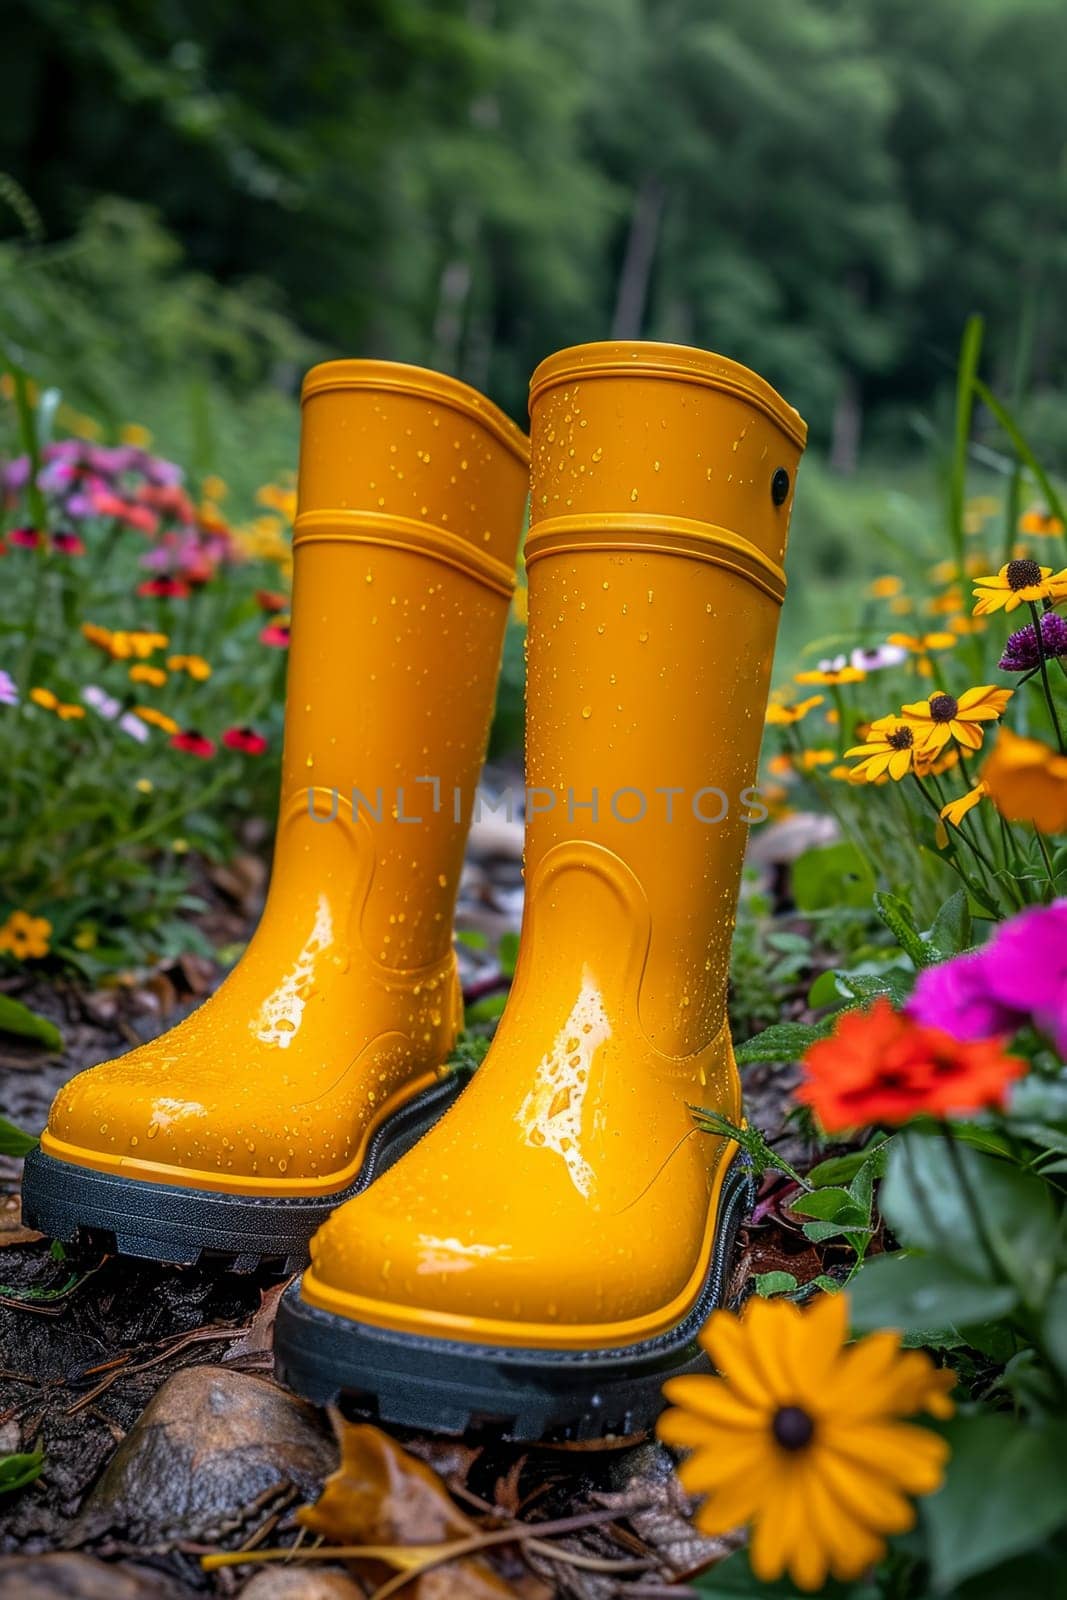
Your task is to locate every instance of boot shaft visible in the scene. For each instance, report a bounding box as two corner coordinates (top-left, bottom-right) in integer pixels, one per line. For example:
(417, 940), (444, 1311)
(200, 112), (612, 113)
(525, 342), (806, 1053)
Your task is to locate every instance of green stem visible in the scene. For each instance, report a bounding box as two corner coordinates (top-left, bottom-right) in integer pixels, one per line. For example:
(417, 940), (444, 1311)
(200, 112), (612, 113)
(1027, 601), (1065, 752)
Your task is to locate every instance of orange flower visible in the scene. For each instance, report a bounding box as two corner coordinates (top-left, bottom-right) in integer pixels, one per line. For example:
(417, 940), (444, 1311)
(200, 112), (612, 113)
(1019, 506), (1065, 537)
(797, 999), (1026, 1132)
(981, 727), (1067, 833)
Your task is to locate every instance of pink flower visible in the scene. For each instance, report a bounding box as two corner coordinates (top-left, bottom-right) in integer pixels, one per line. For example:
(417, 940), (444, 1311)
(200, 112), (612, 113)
(138, 577), (190, 600)
(9, 526), (41, 549)
(222, 725), (268, 755)
(909, 900), (1067, 1057)
(171, 729), (216, 759)
(260, 622), (290, 648)
(908, 951), (1025, 1042)
(53, 530), (86, 556)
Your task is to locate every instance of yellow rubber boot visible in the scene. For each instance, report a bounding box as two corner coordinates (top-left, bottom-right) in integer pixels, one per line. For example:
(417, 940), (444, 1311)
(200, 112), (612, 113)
(275, 342), (806, 1436)
(23, 361), (529, 1267)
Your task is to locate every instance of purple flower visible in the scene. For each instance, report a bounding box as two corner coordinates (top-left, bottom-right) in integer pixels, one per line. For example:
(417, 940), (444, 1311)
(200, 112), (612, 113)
(1, 457), (31, 492)
(999, 612), (1067, 672)
(985, 900), (1067, 1056)
(909, 951), (1026, 1041)
(0, 669), (19, 707)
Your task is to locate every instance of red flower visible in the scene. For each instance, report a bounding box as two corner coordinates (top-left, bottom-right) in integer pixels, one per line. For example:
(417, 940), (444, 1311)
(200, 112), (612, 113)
(260, 621), (290, 648)
(222, 725), (268, 755)
(171, 729), (216, 759)
(138, 577), (191, 600)
(255, 588), (289, 614)
(53, 530), (87, 556)
(137, 484), (196, 523)
(797, 998), (1026, 1131)
(178, 556), (216, 587)
(9, 526), (41, 549)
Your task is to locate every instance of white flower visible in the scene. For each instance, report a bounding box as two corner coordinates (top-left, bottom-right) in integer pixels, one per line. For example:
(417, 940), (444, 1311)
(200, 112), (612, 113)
(82, 684), (121, 719)
(850, 643), (909, 673)
(119, 712), (150, 743)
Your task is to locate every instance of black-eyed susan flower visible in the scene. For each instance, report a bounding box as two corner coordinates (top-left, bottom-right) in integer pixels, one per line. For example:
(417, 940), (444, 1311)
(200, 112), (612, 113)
(888, 630), (957, 677)
(657, 1293), (953, 1592)
(167, 653), (212, 681)
(795, 656), (865, 687)
(129, 664), (167, 687)
(868, 574), (903, 598)
(972, 559), (1067, 615)
(982, 727), (1067, 834)
(766, 694), (823, 726)
(845, 717), (920, 782)
(0, 910), (52, 960)
(30, 687), (86, 721)
(133, 705), (180, 735)
(796, 748), (835, 771)
(901, 686), (1013, 754)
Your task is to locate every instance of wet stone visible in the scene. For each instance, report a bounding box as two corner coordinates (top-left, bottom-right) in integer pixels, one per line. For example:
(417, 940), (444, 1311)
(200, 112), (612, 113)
(0, 1552), (197, 1598)
(73, 1366), (335, 1547)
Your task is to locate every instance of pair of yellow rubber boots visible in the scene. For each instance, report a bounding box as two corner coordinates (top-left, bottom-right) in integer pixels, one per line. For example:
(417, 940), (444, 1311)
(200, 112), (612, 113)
(23, 343), (805, 1439)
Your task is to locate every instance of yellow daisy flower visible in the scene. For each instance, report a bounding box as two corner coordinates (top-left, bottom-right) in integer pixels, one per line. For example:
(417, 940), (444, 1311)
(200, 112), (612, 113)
(30, 687), (86, 721)
(796, 748), (835, 771)
(658, 1294), (953, 1592)
(888, 632), (957, 678)
(202, 474), (228, 501)
(0, 910), (53, 960)
(868, 575), (903, 598)
(120, 422), (153, 449)
(845, 717), (920, 782)
(167, 654), (213, 681)
(766, 695), (824, 726)
(901, 686), (1013, 754)
(972, 559), (1067, 615)
(940, 781), (988, 827)
(947, 613), (986, 636)
(133, 706), (180, 735)
(982, 727), (1067, 834)
(795, 662), (865, 688)
(129, 664), (168, 687)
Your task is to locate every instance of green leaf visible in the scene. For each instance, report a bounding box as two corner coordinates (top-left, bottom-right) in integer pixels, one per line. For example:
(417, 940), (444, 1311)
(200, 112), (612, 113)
(880, 1131), (1058, 1307)
(801, 1219), (874, 1244)
(1041, 1275), (1067, 1378)
(792, 842), (875, 912)
(0, 1117), (37, 1158)
(0, 1448), (44, 1495)
(847, 1252), (1018, 1335)
(807, 967), (848, 1009)
(927, 889), (973, 958)
(753, 1271), (798, 1297)
(790, 1187), (868, 1225)
(874, 890), (934, 967)
(948, 315), (984, 562)
(922, 1414), (1067, 1589)
(734, 1019), (831, 1066)
(0, 996), (62, 1051)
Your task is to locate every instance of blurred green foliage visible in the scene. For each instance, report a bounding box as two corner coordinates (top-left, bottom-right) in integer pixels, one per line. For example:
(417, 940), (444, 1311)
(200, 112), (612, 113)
(3, 0), (1067, 443)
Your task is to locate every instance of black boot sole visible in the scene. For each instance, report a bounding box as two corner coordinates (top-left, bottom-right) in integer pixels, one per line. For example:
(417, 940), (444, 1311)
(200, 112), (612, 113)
(20, 1072), (468, 1273)
(273, 1158), (753, 1439)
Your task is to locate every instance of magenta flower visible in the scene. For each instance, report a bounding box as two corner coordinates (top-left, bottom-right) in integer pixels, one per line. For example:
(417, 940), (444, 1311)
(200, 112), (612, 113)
(908, 950), (1026, 1042)
(999, 613), (1067, 672)
(985, 900), (1067, 1056)
(909, 900), (1067, 1057)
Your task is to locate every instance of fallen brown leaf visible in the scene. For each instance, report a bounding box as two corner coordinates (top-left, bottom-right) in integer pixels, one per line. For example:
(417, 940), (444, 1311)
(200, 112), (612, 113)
(297, 1417), (520, 1597)
(0, 1193), (43, 1249)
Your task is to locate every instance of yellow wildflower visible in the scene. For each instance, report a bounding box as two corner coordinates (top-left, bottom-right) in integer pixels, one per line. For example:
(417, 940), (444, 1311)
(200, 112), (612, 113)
(796, 748), (835, 771)
(129, 664), (167, 687)
(845, 717), (921, 782)
(1019, 506), (1066, 537)
(657, 1294), (952, 1592)
(0, 910), (52, 960)
(167, 654), (213, 681)
(133, 706), (180, 735)
(30, 687), (85, 721)
(120, 423), (153, 449)
(982, 727), (1067, 833)
(202, 474), (228, 501)
(901, 686), (1013, 754)
(868, 575), (903, 598)
(766, 695), (824, 726)
(972, 560), (1067, 615)
(795, 661), (865, 688)
(940, 782), (988, 827)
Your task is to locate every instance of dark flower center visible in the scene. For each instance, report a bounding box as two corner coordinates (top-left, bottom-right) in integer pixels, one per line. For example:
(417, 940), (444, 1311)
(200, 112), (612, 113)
(1007, 558), (1042, 591)
(929, 694), (958, 722)
(772, 1406), (815, 1451)
(886, 727), (914, 751)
